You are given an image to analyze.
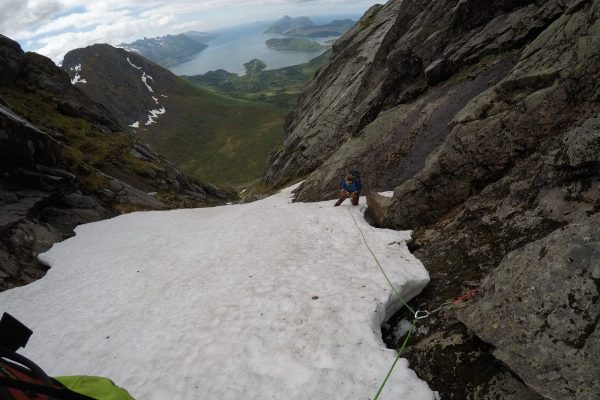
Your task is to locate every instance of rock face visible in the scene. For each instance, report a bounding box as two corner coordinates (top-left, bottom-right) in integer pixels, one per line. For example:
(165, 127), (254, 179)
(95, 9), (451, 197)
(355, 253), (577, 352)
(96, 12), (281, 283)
(0, 100), (114, 290)
(459, 214), (600, 400)
(381, 9), (600, 398)
(381, 2), (600, 230)
(0, 35), (234, 291)
(263, 0), (600, 399)
(265, 0), (571, 201)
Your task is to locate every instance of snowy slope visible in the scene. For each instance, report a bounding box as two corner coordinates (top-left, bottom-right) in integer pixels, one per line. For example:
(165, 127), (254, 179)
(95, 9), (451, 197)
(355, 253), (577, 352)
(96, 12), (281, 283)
(0, 185), (435, 400)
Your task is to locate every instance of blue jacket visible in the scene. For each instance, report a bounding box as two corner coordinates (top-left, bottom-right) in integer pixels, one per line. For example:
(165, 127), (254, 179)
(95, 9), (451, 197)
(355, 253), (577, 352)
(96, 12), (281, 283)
(342, 179), (361, 192)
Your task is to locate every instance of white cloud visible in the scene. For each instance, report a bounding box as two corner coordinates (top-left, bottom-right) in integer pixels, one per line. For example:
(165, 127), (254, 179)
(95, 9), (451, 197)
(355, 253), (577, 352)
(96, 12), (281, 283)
(0, 0), (63, 32)
(15, 9), (132, 40)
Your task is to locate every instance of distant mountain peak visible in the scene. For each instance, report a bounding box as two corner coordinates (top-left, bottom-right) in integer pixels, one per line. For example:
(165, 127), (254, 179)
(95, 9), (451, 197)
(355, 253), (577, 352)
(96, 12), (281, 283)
(118, 32), (216, 68)
(264, 16), (354, 37)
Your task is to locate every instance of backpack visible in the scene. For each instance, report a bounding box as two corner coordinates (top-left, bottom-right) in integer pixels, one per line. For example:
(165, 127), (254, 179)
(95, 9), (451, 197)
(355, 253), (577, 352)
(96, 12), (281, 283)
(0, 313), (132, 400)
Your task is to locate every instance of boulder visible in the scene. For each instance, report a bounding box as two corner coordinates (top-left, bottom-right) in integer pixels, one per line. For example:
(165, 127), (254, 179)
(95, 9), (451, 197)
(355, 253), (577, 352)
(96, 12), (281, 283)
(365, 192), (391, 227)
(459, 215), (600, 400)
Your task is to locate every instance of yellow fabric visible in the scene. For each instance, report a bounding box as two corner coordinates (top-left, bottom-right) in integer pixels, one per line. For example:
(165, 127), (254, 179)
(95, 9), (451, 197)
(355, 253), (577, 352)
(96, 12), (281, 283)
(54, 376), (135, 400)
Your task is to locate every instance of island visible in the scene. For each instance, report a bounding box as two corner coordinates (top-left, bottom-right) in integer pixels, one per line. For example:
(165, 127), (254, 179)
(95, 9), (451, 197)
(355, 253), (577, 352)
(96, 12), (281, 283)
(264, 16), (355, 37)
(265, 38), (328, 51)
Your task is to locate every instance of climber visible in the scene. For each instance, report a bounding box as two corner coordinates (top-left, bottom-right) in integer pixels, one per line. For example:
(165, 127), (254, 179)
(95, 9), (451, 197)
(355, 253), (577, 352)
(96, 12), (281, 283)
(334, 171), (362, 206)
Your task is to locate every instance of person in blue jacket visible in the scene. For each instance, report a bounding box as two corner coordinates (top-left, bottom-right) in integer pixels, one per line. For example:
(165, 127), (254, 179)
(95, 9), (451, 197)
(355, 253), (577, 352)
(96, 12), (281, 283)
(334, 173), (362, 206)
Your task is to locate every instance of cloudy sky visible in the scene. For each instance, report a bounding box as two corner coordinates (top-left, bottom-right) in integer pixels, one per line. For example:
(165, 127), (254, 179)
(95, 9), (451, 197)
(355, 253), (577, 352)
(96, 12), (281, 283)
(0, 0), (381, 64)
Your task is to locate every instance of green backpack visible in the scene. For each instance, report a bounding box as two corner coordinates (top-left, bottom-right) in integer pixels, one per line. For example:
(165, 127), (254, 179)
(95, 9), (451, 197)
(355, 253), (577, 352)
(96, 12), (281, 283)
(54, 376), (133, 400)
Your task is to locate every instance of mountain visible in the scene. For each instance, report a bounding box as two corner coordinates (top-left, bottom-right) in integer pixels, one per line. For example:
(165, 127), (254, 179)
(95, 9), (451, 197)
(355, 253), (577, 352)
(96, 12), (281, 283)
(264, 15), (313, 34)
(285, 19), (356, 38)
(265, 37), (328, 51)
(0, 35), (233, 291)
(62, 44), (286, 186)
(264, 16), (355, 37)
(183, 31), (217, 44)
(263, 1), (599, 399)
(118, 32), (215, 68)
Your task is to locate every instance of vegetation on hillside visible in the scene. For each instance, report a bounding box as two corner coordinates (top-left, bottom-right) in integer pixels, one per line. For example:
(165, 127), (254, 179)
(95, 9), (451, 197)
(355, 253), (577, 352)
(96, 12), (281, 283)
(264, 16), (355, 37)
(159, 52), (330, 187)
(135, 78), (288, 187)
(0, 87), (173, 199)
(185, 51), (330, 109)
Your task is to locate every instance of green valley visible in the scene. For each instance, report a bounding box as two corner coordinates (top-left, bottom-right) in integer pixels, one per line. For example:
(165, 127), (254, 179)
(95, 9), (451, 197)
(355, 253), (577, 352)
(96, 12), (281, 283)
(138, 80), (287, 187)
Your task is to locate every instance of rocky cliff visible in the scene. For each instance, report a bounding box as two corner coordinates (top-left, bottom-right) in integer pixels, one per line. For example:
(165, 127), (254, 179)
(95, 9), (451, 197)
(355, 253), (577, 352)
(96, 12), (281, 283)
(264, 1), (599, 399)
(0, 35), (233, 291)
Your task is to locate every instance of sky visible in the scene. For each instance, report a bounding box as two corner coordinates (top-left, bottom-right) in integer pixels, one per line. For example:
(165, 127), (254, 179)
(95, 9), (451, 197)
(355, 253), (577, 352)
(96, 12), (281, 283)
(0, 0), (382, 64)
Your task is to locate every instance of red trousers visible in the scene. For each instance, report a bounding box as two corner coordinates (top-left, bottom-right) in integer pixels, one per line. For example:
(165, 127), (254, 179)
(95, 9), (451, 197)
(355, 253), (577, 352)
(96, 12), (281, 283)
(334, 190), (359, 206)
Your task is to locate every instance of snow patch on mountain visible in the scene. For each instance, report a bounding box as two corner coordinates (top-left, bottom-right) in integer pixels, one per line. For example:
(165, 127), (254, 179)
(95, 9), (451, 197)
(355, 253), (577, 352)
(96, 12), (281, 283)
(145, 107), (166, 125)
(70, 73), (87, 85)
(125, 58), (165, 124)
(129, 121), (140, 128)
(126, 57), (142, 70)
(69, 64), (87, 84)
(0, 185), (435, 400)
(141, 72), (154, 92)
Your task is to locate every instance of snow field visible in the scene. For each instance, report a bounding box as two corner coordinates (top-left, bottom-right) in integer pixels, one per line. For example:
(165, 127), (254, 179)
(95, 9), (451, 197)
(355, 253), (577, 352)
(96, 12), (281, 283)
(0, 185), (435, 399)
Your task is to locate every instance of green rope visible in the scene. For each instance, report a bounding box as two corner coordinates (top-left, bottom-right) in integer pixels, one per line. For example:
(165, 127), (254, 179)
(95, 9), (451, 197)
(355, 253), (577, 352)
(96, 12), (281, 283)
(345, 207), (425, 398)
(372, 319), (416, 400)
(346, 208), (416, 315)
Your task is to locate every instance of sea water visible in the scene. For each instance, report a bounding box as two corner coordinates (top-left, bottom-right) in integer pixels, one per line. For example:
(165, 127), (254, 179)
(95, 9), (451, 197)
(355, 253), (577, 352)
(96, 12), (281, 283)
(169, 15), (359, 76)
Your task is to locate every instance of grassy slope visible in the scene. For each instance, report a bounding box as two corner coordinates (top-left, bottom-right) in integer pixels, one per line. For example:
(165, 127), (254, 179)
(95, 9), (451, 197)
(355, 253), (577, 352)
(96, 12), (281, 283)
(137, 79), (287, 187)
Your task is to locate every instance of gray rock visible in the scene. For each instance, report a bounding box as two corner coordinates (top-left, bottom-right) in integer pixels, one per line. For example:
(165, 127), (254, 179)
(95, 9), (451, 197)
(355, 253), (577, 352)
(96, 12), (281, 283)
(0, 193), (49, 229)
(264, 0), (568, 196)
(459, 214), (600, 400)
(365, 192), (391, 227)
(0, 192), (18, 204)
(0, 104), (65, 168)
(293, 54), (517, 202)
(108, 177), (166, 210)
(551, 117), (600, 168)
(60, 191), (103, 209)
(382, 3), (600, 229)
(424, 58), (448, 84)
(0, 35), (25, 86)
